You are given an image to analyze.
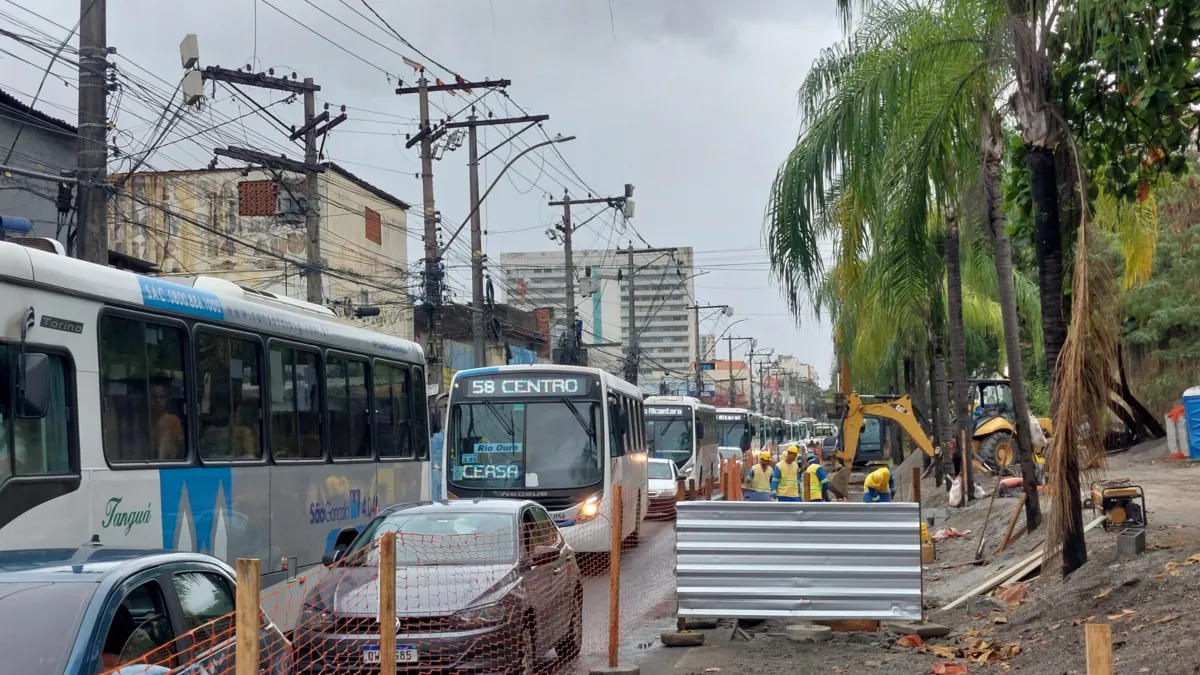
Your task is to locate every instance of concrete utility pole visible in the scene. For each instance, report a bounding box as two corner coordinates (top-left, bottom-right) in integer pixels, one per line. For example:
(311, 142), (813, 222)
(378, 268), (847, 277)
(550, 186), (635, 366)
(397, 75), (511, 393)
(748, 348), (774, 414)
(614, 245), (676, 383)
(724, 335), (755, 406)
(77, 0), (108, 263)
(446, 109), (549, 367)
(201, 66), (341, 305)
(688, 303), (729, 397)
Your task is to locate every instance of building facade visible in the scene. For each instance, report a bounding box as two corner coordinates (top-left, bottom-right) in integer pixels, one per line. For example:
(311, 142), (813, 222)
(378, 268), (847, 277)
(107, 163), (413, 339)
(501, 247), (696, 382)
(0, 89), (76, 246)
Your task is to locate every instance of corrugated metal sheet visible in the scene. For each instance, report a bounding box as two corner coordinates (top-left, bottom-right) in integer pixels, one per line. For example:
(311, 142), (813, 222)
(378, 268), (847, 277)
(675, 501), (923, 620)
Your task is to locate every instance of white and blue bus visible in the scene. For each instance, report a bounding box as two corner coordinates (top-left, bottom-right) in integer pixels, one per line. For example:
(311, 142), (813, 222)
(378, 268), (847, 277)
(443, 364), (648, 553)
(643, 395), (718, 485)
(0, 239), (430, 630)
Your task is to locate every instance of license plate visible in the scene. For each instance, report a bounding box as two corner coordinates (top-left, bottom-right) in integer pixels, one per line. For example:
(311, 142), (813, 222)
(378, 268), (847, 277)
(361, 645), (418, 663)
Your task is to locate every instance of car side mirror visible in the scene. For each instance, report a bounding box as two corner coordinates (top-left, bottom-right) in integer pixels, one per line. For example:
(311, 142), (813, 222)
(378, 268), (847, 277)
(524, 545), (558, 568)
(16, 352), (50, 419)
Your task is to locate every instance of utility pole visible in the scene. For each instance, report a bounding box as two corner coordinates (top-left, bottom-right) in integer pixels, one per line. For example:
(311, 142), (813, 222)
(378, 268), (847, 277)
(397, 74), (511, 392)
(551, 186), (635, 366)
(445, 108), (549, 367)
(688, 304), (729, 398)
(77, 0), (108, 264)
(723, 335), (755, 407)
(748, 348), (773, 414)
(201, 66), (342, 304)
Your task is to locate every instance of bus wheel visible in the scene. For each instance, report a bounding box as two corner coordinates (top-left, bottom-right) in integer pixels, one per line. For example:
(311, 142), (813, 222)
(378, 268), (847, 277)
(626, 495), (643, 547)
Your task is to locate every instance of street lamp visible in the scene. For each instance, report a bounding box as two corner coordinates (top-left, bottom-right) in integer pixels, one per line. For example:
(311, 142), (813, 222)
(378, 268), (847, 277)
(440, 134), (576, 253)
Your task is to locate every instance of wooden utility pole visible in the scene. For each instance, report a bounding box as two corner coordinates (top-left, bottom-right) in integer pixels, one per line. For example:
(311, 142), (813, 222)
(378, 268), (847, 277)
(397, 75), (511, 392)
(201, 66), (341, 305)
(76, 0), (108, 263)
(443, 108), (548, 367)
(551, 188), (634, 366)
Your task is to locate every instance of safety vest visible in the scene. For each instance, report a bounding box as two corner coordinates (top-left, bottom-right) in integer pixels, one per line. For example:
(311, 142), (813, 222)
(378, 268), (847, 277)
(749, 464), (773, 492)
(805, 464), (824, 501)
(776, 461), (800, 498)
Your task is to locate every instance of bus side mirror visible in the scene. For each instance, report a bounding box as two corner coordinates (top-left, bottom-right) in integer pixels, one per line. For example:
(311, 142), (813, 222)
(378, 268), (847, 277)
(740, 432), (751, 452)
(695, 422), (704, 438)
(16, 352), (50, 419)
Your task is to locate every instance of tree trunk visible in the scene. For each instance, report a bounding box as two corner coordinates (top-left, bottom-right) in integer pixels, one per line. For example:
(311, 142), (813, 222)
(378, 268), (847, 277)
(1116, 347), (1165, 440)
(1026, 145), (1067, 411)
(889, 356), (904, 464)
(982, 108), (1042, 531)
(925, 341), (938, 472)
(932, 328), (952, 487)
(945, 209), (972, 501)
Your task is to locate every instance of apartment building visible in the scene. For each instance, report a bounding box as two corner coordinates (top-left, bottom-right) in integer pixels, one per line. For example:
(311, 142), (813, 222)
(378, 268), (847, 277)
(501, 246), (696, 380)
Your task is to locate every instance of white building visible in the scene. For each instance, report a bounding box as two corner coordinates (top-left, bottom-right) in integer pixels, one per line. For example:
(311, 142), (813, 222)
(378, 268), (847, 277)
(500, 247), (696, 381)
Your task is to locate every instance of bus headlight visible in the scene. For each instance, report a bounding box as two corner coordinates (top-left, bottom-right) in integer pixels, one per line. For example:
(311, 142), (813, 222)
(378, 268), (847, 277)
(576, 495), (601, 523)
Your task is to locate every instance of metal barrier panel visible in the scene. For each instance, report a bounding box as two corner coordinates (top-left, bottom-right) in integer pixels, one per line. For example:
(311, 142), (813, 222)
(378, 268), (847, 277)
(675, 501), (923, 620)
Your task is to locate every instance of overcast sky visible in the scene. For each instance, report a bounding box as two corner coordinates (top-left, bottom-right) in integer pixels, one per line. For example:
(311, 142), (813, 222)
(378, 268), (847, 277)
(3, 0), (838, 385)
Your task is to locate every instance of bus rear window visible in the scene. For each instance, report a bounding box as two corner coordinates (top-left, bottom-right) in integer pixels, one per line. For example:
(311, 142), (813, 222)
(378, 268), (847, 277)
(1, 346), (73, 480)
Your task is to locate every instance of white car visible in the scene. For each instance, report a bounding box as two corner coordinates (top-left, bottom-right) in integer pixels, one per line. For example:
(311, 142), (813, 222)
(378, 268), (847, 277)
(647, 458), (680, 520)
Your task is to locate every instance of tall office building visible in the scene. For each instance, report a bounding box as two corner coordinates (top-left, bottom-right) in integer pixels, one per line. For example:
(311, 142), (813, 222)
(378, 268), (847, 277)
(500, 247), (696, 382)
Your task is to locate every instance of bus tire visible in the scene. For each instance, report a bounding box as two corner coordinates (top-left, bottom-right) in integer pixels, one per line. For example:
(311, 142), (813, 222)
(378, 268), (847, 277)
(626, 495), (642, 547)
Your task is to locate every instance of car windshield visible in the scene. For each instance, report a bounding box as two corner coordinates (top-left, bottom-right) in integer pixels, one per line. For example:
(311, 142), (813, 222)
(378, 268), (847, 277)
(645, 414), (693, 466)
(449, 400), (602, 490)
(0, 581), (94, 675)
(349, 511), (518, 566)
(648, 461), (675, 480)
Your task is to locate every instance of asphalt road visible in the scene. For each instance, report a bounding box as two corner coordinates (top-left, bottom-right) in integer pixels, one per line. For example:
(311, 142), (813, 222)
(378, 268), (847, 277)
(538, 519), (678, 674)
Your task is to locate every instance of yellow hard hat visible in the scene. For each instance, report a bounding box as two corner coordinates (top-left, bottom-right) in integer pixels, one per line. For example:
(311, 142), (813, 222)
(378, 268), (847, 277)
(786, 445), (800, 455)
(759, 451), (772, 461)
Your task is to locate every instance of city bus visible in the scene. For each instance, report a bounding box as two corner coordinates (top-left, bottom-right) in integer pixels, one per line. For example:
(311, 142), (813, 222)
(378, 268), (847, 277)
(643, 395), (718, 487)
(716, 407), (755, 459)
(0, 238), (430, 630)
(443, 364), (648, 553)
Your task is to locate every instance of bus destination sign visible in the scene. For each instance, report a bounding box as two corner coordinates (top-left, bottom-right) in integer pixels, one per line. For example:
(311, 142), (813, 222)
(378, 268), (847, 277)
(462, 374), (591, 397)
(645, 406), (686, 416)
(717, 413), (745, 422)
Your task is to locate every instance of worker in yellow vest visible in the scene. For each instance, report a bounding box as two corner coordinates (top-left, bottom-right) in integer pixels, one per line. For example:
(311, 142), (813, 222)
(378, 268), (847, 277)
(804, 452), (846, 501)
(772, 445), (803, 502)
(863, 466), (895, 502)
(744, 451), (774, 502)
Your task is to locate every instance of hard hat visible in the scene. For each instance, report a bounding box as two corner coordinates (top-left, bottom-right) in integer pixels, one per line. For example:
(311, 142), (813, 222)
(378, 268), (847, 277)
(786, 445), (800, 455)
(806, 453), (818, 464)
(759, 451), (772, 461)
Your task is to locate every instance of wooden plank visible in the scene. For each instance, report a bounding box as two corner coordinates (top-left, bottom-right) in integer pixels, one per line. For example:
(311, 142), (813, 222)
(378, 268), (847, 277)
(379, 531), (396, 675)
(912, 466), (922, 503)
(814, 619), (880, 633)
(1086, 623), (1114, 675)
(995, 493), (1027, 554)
(940, 515), (1105, 612)
(235, 558), (261, 675)
(608, 484), (623, 667)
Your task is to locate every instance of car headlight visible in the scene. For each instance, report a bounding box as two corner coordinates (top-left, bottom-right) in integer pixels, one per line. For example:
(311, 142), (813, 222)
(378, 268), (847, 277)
(298, 605), (334, 632)
(576, 494), (602, 523)
(454, 601), (508, 628)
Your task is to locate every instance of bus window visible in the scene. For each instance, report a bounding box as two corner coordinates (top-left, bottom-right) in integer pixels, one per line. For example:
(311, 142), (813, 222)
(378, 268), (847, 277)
(375, 362), (414, 459)
(195, 331), (262, 461)
(327, 355), (371, 459)
(269, 345), (323, 460)
(99, 315), (188, 463)
(412, 367), (429, 460)
(0, 347), (73, 478)
(607, 399), (622, 458)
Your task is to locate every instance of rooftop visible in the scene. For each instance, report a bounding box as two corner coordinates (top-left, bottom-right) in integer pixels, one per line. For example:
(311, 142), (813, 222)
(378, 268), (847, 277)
(0, 88), (77, 135)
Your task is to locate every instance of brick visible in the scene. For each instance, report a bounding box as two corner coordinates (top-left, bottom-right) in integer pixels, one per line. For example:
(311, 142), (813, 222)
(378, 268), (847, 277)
(1118, 528), (1146, 556)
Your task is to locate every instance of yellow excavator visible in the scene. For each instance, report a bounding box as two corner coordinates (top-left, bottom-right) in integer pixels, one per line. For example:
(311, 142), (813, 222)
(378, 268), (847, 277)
(968, 379), (1052, 468)
(830, 393), (938, 493)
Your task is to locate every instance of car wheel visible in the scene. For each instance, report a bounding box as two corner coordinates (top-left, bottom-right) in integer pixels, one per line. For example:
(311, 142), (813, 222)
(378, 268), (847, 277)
(555, 585), (583, 662)
(511, 624), (536, 675)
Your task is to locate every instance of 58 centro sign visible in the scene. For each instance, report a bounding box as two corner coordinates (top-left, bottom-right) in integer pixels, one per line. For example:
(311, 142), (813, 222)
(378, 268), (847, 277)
(462, 374), (591, 397)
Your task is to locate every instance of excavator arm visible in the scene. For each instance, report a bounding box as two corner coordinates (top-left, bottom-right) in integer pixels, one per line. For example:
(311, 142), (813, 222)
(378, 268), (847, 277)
(836, 393), (937, 470)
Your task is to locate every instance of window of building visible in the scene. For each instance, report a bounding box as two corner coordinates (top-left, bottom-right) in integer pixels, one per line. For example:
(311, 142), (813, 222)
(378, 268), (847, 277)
(269, 346), (323, 460)
(327, 356), (371, 459)
(237, 180), (278, 217)
(365, 207), (382, 244)
(374, 362), (413, 458)
(100, 315), (188, 464)
(195, 332), (262, 461)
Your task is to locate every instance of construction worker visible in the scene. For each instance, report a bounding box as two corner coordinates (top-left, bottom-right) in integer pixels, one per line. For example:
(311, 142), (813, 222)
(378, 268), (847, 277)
(772, 445), (803, 502)
(745, 451), (774, 502)
(804, 453), (846, 501)
(863, 466), (895, 502)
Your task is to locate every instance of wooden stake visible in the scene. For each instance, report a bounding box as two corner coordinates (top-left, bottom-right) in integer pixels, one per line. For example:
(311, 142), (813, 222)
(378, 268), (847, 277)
(959, 429), (969, 507)
(379, 532), (396, 675)
(802, 471), (812, 502)
(911, 466), (921, 503)
(676, 477), (686, 503)
(688, 478), (696, 501)
(1085, 623), (1114, 675)
(235, 558), (261, 675)
(995, 493), (1027, 554)
(608, 484), (623, 667)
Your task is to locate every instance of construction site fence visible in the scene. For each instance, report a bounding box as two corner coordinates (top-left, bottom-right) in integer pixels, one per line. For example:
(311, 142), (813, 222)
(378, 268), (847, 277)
(101, 464), (750, 675)
(675, 499), (924, 621)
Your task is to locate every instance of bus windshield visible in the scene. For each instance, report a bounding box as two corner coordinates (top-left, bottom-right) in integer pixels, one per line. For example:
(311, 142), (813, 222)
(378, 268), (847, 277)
(716, 416), (750, 448)
(645, 413), (693, 466)
(449, 399), (603, 490)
